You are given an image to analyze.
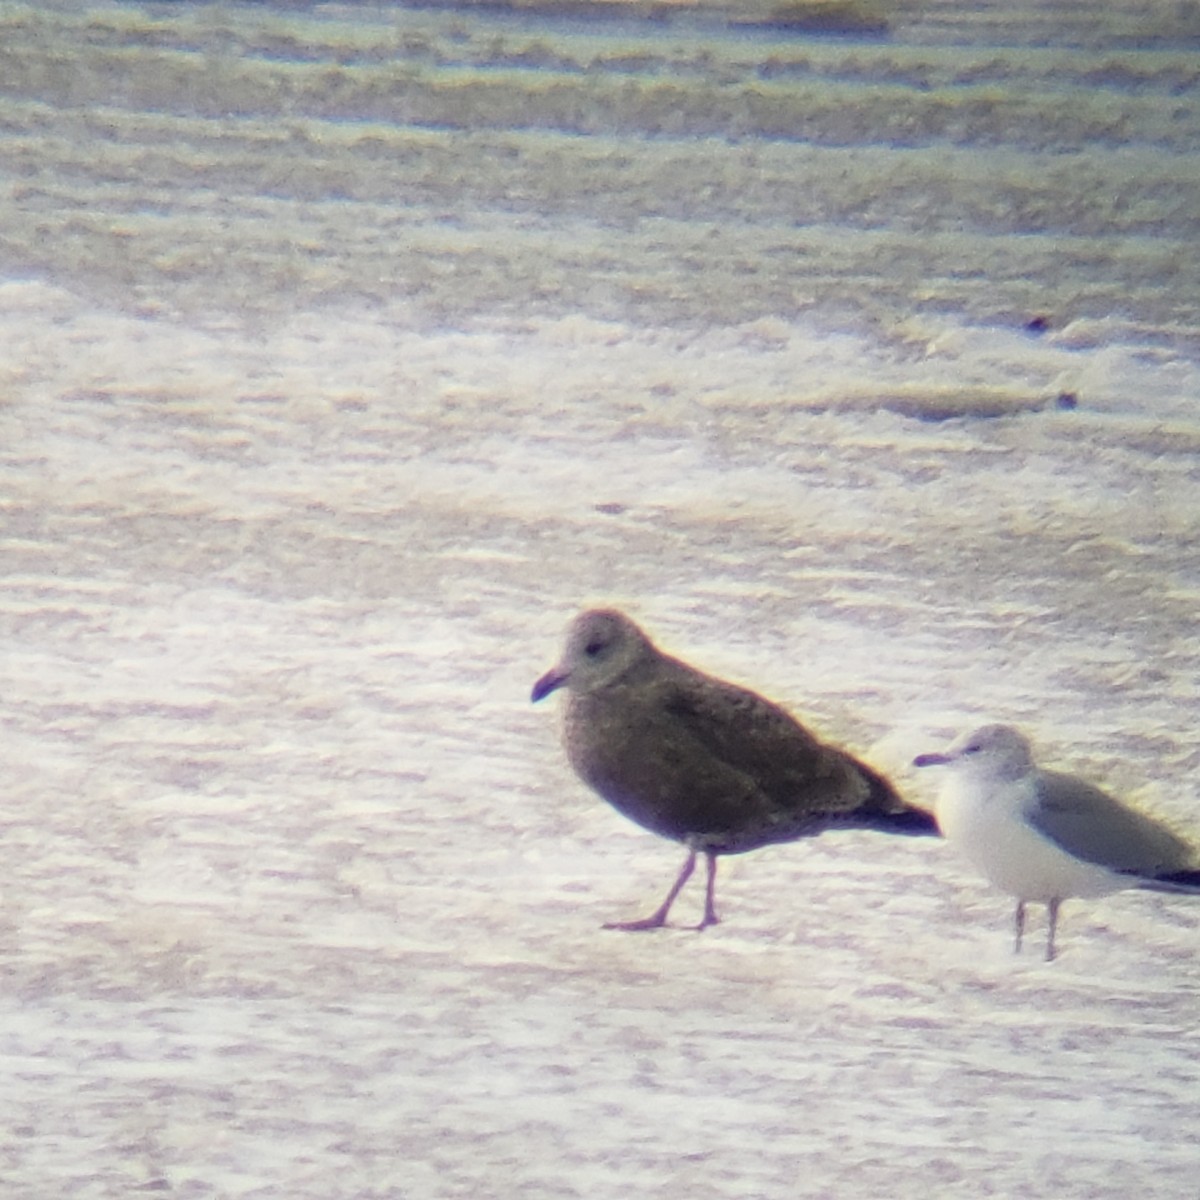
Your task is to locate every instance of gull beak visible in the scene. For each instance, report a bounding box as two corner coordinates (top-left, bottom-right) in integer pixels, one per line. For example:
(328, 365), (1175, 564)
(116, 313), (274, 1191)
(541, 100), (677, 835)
(531, 666), (570, 703)
(912, 751), (951, 768)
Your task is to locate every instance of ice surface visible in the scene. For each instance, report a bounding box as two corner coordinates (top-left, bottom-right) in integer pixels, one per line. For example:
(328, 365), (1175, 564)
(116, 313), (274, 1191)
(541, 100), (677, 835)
(2, 2), (1200, 1198)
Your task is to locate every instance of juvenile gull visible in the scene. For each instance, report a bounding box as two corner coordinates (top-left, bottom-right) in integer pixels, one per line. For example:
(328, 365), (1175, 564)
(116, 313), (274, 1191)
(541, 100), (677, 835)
(914, 724), (1200, 960)
(532, 608), (936, 930)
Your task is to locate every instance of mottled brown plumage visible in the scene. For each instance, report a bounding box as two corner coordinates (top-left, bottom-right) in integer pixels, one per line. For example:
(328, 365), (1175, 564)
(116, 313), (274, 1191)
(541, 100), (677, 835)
(532, 608), (934, 929)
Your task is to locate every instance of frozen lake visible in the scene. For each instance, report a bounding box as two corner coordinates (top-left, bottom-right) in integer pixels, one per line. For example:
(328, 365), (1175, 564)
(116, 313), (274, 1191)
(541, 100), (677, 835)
(2, 2), (1199, 1196)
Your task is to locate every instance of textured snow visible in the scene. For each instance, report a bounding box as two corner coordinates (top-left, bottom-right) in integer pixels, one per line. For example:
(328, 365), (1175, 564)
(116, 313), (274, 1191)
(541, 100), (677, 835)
(2, 2), (1200, 1197)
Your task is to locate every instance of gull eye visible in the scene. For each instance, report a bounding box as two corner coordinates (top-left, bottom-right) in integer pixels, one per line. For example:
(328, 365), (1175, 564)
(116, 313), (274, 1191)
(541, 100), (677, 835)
(584, 640), (606, 657)
(963, 743), (981, 755)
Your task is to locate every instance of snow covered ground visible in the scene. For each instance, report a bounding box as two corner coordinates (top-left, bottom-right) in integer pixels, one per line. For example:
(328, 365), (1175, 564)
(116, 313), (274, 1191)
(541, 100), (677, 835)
(2, 3), (1199, 1196)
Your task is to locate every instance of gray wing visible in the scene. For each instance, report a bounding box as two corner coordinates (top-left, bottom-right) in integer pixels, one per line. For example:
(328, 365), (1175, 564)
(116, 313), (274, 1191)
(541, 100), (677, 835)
(1029, 770), (1194, 876)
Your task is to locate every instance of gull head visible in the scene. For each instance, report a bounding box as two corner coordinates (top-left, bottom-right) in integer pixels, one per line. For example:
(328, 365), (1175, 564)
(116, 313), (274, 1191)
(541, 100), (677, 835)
(531, 609), (652, 702)
(913, 723), (1037, 783)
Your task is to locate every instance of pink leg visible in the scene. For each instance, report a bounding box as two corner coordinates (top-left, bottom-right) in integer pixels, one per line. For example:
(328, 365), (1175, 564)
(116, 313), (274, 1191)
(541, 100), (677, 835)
(695, 851), (720, 930)
(604, 849), (697, 932)
(1013, 900), (1026, 953)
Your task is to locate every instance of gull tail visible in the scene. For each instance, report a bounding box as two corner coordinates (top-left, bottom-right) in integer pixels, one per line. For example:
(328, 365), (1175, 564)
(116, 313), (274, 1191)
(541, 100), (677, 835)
(866, 807), (940, 836)
(1137, 869), (1200, 895)
(855, 761), (940, 837)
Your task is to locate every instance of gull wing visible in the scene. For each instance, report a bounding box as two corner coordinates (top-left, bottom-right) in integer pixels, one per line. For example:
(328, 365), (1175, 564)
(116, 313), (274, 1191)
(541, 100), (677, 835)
(1028, 769), (1194, 877)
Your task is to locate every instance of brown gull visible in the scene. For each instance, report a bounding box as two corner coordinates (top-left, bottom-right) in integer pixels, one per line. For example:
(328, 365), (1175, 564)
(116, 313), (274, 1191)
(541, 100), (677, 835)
(532, 608), (935, 930)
